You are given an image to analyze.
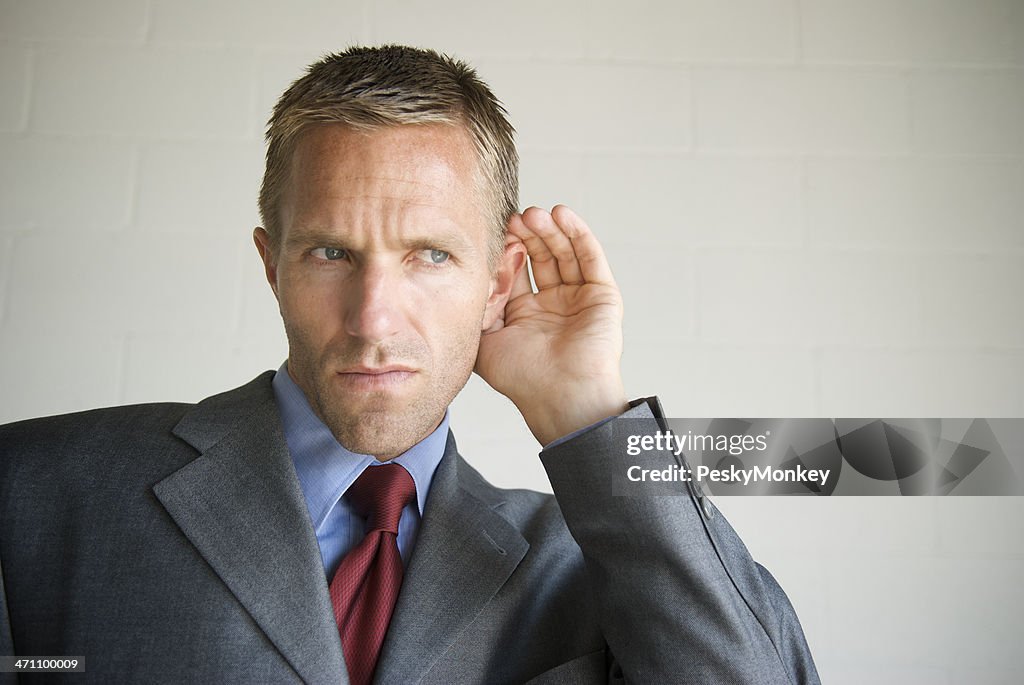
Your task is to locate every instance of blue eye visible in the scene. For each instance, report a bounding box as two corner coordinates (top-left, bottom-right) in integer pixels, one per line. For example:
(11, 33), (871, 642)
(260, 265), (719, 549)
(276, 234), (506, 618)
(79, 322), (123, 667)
(427, 249), (449, 264)
(315, 247), (347, 260)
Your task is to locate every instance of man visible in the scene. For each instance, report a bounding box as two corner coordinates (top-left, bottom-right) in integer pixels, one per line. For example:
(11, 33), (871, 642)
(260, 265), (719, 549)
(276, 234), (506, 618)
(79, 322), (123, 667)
(0, 46), (819, 684)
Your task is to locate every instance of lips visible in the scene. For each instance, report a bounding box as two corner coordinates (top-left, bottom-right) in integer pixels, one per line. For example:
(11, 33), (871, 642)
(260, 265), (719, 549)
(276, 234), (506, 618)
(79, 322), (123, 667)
(335, 365), (417, 390)
(340, 365), (416, 375)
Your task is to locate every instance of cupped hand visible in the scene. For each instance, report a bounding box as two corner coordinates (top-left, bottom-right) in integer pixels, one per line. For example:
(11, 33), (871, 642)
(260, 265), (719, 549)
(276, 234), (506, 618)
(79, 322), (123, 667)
(476, 205), (628, 446)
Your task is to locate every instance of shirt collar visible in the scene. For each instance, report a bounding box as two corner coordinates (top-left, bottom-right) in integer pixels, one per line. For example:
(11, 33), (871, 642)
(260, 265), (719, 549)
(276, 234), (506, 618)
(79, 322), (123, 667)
(272, 363), (449, 534)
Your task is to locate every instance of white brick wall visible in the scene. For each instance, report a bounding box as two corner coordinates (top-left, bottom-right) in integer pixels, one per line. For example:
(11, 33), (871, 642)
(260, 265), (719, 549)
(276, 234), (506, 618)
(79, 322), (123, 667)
(149, 0), (370, 48)
(0, 0), (148, 42)
(0, 232), (14, 322)
(32, 46), (253, 137)
(1, 1), (1022, 681)
(585, 0), (799, 63)
(805, 157), (1024, 249)
(801, 0), (1024, 65)
(0, 135), (135, 228)
(135, 140), (263, 230)
(370, 0), (587, 58)
(0, 45), (29, 130)
(0, 326), (124, 418)
(819, 348), (1024, 416)
(479, 59), (693, 150)
(582, 154), (805, 246)
(910, 69), (1024, 153)
(694, 67), (910, 152)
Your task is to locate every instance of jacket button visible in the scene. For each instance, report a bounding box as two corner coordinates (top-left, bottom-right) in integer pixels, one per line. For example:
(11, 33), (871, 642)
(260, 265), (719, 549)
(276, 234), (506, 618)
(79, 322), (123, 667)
(701, 497), (715, 519)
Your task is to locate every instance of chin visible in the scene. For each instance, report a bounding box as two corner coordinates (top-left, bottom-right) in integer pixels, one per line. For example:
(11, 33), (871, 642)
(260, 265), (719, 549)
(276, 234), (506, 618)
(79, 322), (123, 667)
(324, 409), (427, 460)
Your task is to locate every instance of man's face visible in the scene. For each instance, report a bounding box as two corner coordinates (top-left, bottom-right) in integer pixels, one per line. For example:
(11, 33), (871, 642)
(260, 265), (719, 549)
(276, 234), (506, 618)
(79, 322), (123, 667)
(256, 124), (519, 459)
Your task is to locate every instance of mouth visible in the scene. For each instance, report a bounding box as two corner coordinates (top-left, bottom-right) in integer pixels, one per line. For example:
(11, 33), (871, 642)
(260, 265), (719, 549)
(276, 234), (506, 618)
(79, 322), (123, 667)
(335, 366), (417, 389)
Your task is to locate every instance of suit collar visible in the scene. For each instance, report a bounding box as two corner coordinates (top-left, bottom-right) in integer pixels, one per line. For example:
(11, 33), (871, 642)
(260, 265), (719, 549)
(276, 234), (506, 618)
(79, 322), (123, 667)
(374, 432), (531, 685)
(154, 372), (348, 685)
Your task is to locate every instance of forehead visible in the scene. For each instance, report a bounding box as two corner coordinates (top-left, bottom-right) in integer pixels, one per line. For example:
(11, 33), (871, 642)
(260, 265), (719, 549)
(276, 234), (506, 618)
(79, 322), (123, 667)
(287, 123), (481, 203)
(277, 123), (492, 249)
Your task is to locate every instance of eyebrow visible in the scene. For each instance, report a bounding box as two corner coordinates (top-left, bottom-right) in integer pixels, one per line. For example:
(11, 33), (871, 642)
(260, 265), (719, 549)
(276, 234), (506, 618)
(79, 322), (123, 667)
(285, 226), (478, 253)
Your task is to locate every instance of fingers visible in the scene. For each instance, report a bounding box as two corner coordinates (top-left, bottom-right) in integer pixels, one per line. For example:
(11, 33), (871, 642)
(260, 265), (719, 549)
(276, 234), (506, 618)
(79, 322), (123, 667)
(522, 206), (585, 289)
(507, 210), (561, 290)
(550, 205), (617, 285)
(508, 205), (615, 290)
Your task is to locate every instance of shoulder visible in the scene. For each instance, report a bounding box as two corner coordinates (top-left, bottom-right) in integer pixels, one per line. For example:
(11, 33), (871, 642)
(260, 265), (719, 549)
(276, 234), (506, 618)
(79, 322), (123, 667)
(0, 371), (277, 491)
(0, 402), (198, 495)
(0, 371), (277, 455)
(0, 401), (194, 458)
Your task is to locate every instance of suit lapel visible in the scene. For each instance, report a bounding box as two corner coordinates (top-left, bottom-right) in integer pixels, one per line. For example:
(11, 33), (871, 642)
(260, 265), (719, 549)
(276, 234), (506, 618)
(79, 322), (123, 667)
(374, 433), (530, 685)
(153, 373), (347, 685)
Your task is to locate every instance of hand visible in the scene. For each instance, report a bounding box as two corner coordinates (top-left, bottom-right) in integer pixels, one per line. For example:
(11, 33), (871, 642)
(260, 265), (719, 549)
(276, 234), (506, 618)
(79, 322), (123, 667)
(476, 205), (628, 446)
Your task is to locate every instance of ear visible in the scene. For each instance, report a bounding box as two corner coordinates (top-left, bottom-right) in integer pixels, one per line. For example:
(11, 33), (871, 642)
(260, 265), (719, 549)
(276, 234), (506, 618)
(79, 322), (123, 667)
(481, 237), (527, 331)
(253, 227), (280, 300)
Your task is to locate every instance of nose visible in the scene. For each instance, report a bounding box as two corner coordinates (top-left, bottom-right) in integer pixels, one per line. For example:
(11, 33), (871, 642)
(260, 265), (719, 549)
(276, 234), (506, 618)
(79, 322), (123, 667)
(343, 262), (402, 343)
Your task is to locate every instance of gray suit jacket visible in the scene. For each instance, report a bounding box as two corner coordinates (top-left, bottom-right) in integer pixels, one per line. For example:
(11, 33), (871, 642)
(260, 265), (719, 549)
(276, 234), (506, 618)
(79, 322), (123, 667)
(0, 373), (819, 684)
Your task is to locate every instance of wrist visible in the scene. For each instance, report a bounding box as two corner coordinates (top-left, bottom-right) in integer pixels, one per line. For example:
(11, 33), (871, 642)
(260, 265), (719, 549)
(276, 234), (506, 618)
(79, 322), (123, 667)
(517, 378), (629, 446)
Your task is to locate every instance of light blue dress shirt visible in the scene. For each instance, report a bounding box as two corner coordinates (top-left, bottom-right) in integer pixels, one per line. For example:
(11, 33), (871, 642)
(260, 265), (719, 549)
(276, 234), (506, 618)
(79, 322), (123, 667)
(272, 364), (449, 579)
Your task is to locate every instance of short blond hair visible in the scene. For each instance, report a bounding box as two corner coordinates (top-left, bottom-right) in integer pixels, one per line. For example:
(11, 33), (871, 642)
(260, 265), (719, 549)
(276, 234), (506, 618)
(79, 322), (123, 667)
(258, 45), (518, 261)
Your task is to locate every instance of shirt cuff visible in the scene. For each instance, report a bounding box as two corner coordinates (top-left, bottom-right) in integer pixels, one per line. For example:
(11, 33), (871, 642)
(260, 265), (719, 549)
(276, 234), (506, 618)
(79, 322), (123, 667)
(542, 397), (663, 450)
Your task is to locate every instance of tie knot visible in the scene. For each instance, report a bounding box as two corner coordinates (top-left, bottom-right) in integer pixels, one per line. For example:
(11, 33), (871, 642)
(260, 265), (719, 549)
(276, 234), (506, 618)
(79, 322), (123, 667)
(347, 464), (415, 534)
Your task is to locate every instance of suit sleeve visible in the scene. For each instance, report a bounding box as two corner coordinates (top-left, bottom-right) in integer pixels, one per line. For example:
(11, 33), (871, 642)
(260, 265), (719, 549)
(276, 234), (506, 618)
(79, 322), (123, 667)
(539, 398), (821, 685)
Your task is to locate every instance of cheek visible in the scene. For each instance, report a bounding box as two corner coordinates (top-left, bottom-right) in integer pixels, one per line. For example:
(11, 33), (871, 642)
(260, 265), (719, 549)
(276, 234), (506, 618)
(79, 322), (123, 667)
(427, 274), (491, 321)
(413, 276), (491, 345)
(277, 273), (345, 332)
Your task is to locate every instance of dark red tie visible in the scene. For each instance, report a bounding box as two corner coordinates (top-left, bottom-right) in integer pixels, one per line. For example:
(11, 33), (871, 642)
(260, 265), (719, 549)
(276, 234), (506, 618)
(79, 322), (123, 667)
(329, 464), (415, 685)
